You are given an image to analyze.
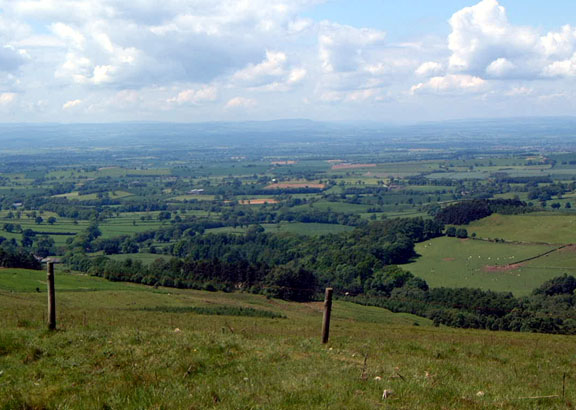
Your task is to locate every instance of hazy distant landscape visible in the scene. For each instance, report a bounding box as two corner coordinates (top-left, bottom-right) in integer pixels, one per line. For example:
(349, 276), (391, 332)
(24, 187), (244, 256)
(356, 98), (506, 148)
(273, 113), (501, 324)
(4, 117), (576, 151)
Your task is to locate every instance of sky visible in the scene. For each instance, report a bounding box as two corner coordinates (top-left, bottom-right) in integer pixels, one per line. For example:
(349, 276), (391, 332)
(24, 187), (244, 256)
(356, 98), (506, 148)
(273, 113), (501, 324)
(1, 0), (576, 123)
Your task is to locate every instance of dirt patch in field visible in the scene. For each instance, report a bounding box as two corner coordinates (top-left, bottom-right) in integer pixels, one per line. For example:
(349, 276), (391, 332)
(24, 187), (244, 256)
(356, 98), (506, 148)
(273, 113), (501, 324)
(331, 163), (377, 170)
(442, 258), (456, 262)
(326, 159), (344, 163)
(265, 183), (326, 190)
(559, 244), (576, 253)
(483, 263), (524, 272)
(239, 199), (279, 205)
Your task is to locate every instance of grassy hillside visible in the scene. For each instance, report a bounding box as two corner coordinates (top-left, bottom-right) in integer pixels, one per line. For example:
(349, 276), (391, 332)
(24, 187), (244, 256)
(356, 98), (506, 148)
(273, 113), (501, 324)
(463, 213), (576, 244)
(2, 269), (576, 408)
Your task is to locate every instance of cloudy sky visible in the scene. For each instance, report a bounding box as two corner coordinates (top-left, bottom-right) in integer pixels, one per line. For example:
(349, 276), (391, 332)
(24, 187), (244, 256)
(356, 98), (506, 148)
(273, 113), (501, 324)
(1, 0), (576, 122)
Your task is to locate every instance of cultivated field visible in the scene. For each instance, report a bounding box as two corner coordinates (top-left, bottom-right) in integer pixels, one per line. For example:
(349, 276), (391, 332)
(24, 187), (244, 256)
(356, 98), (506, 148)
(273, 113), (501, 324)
(265, 183), (326, 190)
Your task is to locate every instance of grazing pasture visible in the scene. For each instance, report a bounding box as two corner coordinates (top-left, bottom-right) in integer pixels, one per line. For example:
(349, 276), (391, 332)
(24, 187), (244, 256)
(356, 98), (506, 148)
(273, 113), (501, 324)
(463, 213), (576, 244)
(404, 237), (559, 295)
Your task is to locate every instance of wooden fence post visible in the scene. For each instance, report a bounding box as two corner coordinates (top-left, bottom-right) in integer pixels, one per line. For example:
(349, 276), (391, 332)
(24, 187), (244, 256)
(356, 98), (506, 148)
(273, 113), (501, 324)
(47, 262), (56, 331)
(322, 287), (333, 344)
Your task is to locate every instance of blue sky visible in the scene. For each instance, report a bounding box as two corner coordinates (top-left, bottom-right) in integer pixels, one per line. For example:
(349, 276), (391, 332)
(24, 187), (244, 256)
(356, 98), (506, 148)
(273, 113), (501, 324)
(0, 0), (576, 123)
(304, 1), (576, 35)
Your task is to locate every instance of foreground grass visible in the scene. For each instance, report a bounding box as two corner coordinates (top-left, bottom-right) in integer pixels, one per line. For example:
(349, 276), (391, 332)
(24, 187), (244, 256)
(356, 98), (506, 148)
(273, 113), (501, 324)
(1, 271), (576, 408)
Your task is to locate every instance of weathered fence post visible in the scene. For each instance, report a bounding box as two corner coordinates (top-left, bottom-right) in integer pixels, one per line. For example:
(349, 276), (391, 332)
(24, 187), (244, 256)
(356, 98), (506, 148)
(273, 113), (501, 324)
(322, 287), (333, 344)
(47, 261), (56, 331)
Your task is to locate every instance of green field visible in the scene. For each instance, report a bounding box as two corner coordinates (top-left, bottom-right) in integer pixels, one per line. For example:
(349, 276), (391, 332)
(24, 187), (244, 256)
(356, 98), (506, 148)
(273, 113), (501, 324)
(2, 270), (576, 408)
(293, 201), (371, 213)
(404, 237), (559, 295)
(263, 222), (355, 235)
(0, 212), (164, 246)
(0, 268), (136, 292)
(206, 223), (355, 236)
(98, 218), (164, 238)
(53, 191), (134, 200)
(107, 253), (170, 264)
(170, 194), (216, 201)
(519, 246), (576, 277)
(463, 213), (576, 244)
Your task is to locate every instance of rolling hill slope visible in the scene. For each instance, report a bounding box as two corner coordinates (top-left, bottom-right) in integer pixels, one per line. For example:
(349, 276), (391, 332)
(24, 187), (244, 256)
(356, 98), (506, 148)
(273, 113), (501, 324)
(1, 268), (575, 409)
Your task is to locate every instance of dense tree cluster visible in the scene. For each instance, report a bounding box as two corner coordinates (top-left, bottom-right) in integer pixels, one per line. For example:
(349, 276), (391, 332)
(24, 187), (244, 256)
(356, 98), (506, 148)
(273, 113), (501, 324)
(67, 254), (317, 302)
(527, 183), (573, 201)
(348, 273), (576, 335)
(435, 199), (532, 225)
(0, 245), (41, 269)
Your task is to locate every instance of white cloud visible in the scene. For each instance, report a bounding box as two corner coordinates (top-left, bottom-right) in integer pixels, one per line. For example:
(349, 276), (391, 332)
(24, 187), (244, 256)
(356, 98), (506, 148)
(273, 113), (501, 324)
(225, 96), (256, 109)
(543, 57), (576, 77)
(312, 22), (425, 106)
(288, 68), (307, 84)
(51, 23), (86, 50)
(0, 93), (17, 105)
(115, 90), (140, 105)
(52, 24), (141, 86)
(541, 25), (576, 59)
(62, 99), (83, 110)
(168, 86), (218, 104)
(231, 51), (307, 92)
(538, 92), (570, 102)
(505, 86), (533, 97)
(447, 0), (538, 75)
(415, 62), (444, 77)
(3, 0), (576, 121)
(445, 0), (576, 81)
(3, 0), (321, 90)
(233, 51), (288, 85)
(485, 58), (516, 77)
(320, 88), (382, 103)
(411, 74), (487, 95)
(319, 22), (387, 73)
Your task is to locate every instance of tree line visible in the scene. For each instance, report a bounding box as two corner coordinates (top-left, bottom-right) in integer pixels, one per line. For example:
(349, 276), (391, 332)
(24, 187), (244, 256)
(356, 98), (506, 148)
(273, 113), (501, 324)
(64, 217), (444, 300)
(346, 271), (576, 335)
(434, 199), (533, 225)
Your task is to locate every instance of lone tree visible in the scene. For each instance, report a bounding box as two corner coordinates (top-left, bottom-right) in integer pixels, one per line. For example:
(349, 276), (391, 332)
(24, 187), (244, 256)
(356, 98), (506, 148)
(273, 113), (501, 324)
(456, 228), (468, 239)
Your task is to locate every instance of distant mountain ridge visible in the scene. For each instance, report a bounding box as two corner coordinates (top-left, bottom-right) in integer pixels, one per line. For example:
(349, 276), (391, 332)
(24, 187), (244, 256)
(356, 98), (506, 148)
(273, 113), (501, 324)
(2, 117), (576, 150)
